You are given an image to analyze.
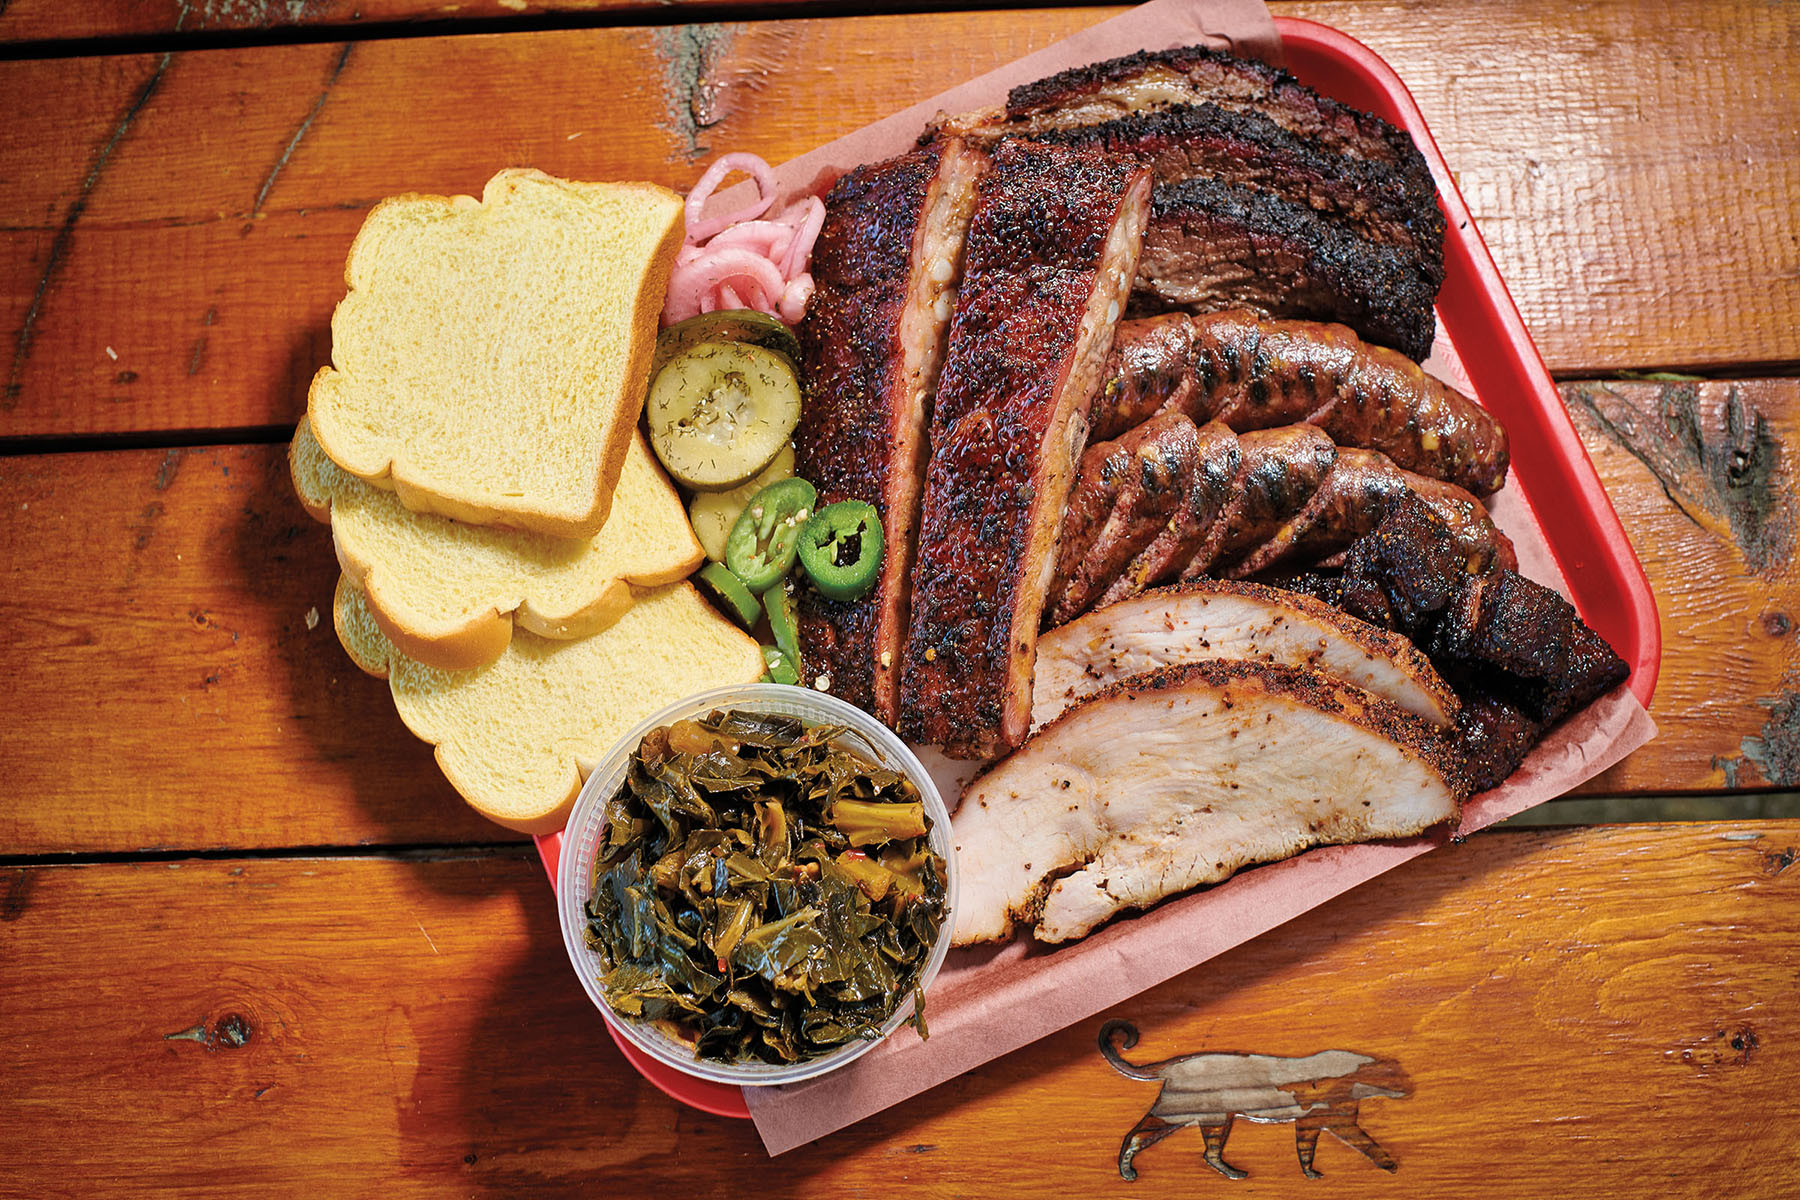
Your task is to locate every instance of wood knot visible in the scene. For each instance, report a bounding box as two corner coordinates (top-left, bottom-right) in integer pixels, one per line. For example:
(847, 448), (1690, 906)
(215, 1012), (252, 1048)
(164, 1011), (254, 1050)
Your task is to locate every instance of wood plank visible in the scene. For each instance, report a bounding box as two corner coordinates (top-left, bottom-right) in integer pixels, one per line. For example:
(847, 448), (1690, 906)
(3, 377), (1791, 853)
(0, 0), (797, 45)
(3, 823), (1794, 1195)
(1565, 379), (1800, 795)
(2, 1), (1796, 441)
(0, 443), (512, 853)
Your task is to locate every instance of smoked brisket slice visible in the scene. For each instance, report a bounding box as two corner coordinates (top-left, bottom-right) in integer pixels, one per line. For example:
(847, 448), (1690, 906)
(992, 44), (1436, 213)
(793, 138), (988, 721)
(1133, 178), (1439, 361)
(899, 140), (1151, 758)
(927, 45), (1447, 361)
(1035, 101), (1444, 265)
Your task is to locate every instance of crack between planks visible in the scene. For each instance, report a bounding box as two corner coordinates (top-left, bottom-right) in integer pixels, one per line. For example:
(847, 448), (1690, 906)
(252, 41), (353, 217)
(0, 1), (904, 63)
(4, 52), (171, 411)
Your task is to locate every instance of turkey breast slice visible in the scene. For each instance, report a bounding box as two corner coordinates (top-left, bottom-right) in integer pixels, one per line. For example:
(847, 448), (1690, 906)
(953, 659), (1464, 945)
(1032, 579), (1458, 730)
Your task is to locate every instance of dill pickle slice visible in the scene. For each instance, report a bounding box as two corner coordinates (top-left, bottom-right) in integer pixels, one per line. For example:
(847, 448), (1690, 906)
(687, 443), (796, 562)
(652, 310), (802, 382)
(646, 341), (802, 491)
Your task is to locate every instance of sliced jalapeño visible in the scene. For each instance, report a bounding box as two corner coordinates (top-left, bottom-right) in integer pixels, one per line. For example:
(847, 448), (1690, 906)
(798, 500), (884, 602)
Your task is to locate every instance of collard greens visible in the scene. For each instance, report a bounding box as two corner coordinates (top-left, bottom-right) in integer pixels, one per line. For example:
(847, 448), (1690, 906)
(584, 708), (948, 1065)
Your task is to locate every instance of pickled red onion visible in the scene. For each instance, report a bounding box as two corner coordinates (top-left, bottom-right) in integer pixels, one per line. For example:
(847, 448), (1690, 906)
(664, 152), (822, 328)
(682, 152), (778, 243)
(664, 246), (787, 326)
(777, 196), (825, 280)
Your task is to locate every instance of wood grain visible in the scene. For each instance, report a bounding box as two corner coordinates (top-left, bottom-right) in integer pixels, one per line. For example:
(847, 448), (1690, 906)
(3, 1), (1796, 441)
(1564, 379), (1800, 795)
(3, 822), (1794, 1195)
(0, 443), (508, 854)
(1285, 0), (1800, 375)
(2, 373), (1788, 852)
(0, 0), (789, 45)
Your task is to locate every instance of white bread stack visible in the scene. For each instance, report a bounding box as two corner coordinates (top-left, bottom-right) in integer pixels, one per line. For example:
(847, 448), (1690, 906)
(334, 578), (763, 834)
(300, 168), (765, 834)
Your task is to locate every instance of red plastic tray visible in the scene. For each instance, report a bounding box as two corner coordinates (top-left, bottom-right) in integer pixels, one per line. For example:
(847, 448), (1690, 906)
(536, 15), (1662, 1122)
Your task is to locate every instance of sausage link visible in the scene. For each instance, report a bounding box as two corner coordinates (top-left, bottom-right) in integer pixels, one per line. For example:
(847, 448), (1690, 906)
(1092, 310), (1510, 496)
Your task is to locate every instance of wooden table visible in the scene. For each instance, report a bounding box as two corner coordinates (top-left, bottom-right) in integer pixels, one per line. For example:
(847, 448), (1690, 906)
(3, 1), (1796, 1193)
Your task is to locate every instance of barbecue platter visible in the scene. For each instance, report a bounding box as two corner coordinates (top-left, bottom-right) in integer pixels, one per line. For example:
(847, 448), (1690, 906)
(302, 38), (1633, 969)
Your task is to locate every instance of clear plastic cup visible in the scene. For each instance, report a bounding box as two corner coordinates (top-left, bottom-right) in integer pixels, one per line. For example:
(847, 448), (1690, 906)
(556, 683), (957, 1087)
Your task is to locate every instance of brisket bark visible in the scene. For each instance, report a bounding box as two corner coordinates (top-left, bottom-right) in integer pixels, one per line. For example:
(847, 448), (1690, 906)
(927, 44), (1447, 361)
(1133, 178), (1438, 361)
(1035, 102), (1443, 264)
(994, 45), (1436, 209)
(1280, 493), (1631, 790)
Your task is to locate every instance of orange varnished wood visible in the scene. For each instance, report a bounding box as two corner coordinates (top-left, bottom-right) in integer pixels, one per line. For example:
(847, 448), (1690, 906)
(4, 1), (1797, 440)
(2, 822), (1794, 1194)
(1565, 379), (1800, 795)
(1287, 0), (1800, 377)
(0, 0), (804, 44)
(2, 2), (1797, 1191)
(0, 444), (504, 854)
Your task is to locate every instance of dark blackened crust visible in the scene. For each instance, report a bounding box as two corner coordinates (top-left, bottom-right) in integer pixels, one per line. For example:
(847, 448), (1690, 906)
(1282, 493), (1631, 790)
(1035, 101), (1444, 261)
(926, 44), (1446, 361)
(1134, 178), (1439, 362)
(796, 144), (944, 510)
(972, 656), (1469, 801)
(795, 143), (951, 714)
(919, 142), (1144, 432)
(1002, 44), (1433, 201)
(794, 141), (991, 717)
(900, 141), (1149, 755)
(795, 587), (880, 710)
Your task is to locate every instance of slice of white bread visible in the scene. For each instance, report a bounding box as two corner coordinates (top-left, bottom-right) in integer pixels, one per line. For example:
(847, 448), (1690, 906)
(334, 576), (765, 834)
(292, 415), (703, 670)
(308, 168), (684, 538)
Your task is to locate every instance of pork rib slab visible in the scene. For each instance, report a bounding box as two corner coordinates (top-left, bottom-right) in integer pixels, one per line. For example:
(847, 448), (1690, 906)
(899, 140), (1150, 758)
(794, 138), (988, 719)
